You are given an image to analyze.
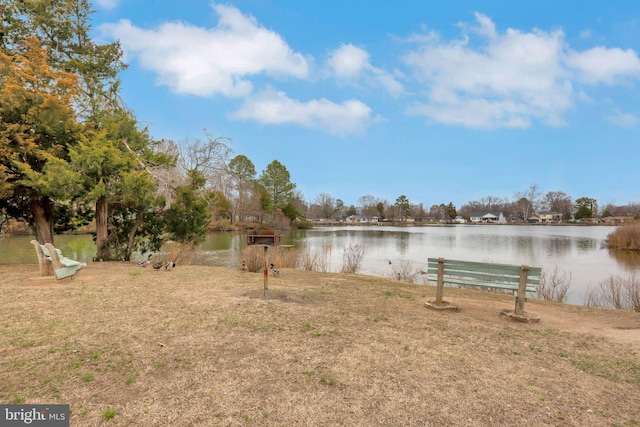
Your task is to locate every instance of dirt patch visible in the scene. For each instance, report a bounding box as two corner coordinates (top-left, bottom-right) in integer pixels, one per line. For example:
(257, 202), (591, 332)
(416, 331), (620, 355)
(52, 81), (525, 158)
(0, 263), (639, 426)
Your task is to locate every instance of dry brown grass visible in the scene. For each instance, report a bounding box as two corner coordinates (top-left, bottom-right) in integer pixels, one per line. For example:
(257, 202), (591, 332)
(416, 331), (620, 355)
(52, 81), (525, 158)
(605, 222), (640, 250)
(1, 263), (639, 426)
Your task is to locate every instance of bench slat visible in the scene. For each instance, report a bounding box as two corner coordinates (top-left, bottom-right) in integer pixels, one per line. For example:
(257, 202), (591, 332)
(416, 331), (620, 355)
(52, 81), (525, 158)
(427, 258), (541, 292)
(428, 258), (541, 278)
(427, 275), (537, 293)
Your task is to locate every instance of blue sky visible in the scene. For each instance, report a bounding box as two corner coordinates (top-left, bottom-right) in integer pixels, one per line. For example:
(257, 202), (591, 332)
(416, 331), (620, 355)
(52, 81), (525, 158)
(91, 1), (640, 209)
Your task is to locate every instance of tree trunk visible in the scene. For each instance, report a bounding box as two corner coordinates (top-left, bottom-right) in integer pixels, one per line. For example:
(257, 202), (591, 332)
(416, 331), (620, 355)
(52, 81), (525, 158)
(31, 195), (54, 244)
(125, 210), (144, 261)
(95, 196), (109, 260)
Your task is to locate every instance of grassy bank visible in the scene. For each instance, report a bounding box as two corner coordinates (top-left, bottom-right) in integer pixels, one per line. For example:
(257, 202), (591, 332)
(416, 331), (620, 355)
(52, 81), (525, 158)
(1, 263), (639, 426)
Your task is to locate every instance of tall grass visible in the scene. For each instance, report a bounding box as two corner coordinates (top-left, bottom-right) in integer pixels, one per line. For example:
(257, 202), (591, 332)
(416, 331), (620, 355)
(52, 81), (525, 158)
(537, 266), (571, 303)
(241, 245), (298, 273)
(298, 242), (333, 272)
(605, 223), (640, 250)
(585, 273), (640, 312)
(163, 243), (199, 265)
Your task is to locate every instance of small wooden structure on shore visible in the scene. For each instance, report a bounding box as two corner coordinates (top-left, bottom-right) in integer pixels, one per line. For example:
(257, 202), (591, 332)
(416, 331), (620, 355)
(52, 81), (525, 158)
(247, 229), (281, 246)
(246, 230), (281, 297)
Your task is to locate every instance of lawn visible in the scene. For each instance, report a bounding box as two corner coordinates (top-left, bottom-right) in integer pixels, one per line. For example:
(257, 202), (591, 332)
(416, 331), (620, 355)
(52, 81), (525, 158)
(1, 263), (639, 426)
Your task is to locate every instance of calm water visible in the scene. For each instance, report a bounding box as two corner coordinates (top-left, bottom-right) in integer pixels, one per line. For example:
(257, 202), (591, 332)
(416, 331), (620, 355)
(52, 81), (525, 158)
(3, 225), (639, 305)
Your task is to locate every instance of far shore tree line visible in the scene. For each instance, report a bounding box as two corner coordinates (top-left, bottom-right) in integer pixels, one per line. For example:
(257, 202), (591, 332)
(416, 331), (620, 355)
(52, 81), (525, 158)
(303, 186), (640, 224)
(2, 1), (640, 264)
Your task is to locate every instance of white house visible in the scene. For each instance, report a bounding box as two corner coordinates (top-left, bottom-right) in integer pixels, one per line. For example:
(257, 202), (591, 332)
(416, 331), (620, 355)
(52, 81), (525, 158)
(470, 212), (506, 223)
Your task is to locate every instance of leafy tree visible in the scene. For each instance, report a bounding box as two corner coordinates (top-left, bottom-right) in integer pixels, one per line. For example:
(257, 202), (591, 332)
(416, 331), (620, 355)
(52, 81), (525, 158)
(3, 0), (126, 118)
(258, 160), (296, 210)
(71, 111), (170, 260)
(444, 202), (457, 221)
(165, 186), (211, 245)
(575, 197), (597, 220)
(281, 201), (305, 225)
(0, 36), (82, 243)
(208, 190), (232, 221)
(395, 195), (410, 220)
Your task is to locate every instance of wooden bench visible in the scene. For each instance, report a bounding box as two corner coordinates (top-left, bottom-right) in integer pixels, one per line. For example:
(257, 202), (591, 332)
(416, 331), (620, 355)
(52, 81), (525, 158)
(427, 257), (541, 319)
(31, 240), (86, 280)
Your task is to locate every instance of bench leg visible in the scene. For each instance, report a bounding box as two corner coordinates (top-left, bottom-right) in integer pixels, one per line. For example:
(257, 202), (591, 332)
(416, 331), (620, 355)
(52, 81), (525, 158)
(436, 257), (445, 305)
(515, 265), (529, 315)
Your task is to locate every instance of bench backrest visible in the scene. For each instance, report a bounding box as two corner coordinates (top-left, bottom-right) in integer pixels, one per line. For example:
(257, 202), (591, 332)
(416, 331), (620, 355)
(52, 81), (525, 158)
(427, 257), (541, 288)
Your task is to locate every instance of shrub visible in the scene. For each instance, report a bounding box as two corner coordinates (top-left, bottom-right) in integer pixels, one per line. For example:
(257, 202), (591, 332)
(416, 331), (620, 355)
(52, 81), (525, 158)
(585, 273), (640, 312)
(605, 223), (640, 251)
(341, 244), (365, 274)
(537, 266), (571, 303)
(390, 260), (421, 283)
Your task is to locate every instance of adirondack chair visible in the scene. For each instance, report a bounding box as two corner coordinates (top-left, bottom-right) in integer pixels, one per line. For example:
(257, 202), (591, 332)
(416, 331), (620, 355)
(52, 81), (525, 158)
(31, 240), (86, 280)
(31, 240), (54, 277)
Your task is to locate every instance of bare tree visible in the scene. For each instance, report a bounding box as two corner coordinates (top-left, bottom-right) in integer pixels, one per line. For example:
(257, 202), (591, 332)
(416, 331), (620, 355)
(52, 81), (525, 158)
(178, 131), (232, 191)
(515, 184), (542, 220)
(358, 194), (377, 219)
(542, 191), (573, 219)
(314, 192), (335, 220)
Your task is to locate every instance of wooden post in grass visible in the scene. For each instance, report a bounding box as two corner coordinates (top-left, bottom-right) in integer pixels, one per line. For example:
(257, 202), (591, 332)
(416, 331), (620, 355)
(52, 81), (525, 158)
(246, 229), (280, 298)
(436, 257), (445, 305)
(263, 245), (268, 297)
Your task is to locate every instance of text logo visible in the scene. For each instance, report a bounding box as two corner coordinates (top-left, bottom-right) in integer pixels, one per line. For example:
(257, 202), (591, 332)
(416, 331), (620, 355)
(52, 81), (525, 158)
(1, 405), (69, 426)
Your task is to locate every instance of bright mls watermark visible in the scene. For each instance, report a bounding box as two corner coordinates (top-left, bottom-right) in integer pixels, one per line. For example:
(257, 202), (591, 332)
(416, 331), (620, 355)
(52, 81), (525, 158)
(1, 405), (69, 426)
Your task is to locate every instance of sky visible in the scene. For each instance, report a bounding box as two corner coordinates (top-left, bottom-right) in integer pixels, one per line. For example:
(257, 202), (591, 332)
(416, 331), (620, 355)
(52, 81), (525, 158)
(90, 0), (640, 209)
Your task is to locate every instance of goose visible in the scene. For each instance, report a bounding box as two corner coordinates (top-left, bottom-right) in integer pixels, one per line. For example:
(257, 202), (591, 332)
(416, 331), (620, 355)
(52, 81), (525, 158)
(137, 254), (153, 267)
(270, 263), (280, 276)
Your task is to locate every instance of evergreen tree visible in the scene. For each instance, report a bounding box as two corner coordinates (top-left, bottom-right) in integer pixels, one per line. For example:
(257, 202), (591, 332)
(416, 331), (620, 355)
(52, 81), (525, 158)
(258, 160), (296, 211)
(0, 37), (82, 243)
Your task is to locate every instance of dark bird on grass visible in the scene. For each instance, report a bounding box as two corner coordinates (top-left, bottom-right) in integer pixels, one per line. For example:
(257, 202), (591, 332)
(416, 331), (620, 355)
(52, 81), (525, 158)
(137, 254), (153, 267)
(164, 261), (176, 271)
(241, 261), (247, 272)
(270, 263), (280, 276)
(152, 261), (164, 270)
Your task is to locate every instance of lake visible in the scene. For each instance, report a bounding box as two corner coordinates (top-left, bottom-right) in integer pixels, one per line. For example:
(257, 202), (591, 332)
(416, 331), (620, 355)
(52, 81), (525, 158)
(3, 225), (639, 306)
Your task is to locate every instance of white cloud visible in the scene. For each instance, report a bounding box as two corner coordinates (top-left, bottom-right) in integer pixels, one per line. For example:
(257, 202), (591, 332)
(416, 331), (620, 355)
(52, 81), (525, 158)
(229, 88), (381, 136)
(566, 46), (640, 85)
(327, 44), (404, 96)
(99, 4), (309, 97)
(606, 109), (639, 128)
(402, 13), (640, 129)
(94, 0), (120, 10)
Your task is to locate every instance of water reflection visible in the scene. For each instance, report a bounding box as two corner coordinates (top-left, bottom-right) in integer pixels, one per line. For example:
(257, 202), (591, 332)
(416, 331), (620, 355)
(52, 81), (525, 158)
(609, 248), (640, 269)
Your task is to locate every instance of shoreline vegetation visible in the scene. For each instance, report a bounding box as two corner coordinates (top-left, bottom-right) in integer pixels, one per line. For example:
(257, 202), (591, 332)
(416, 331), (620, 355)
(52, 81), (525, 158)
(1, 263), (639, 426)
